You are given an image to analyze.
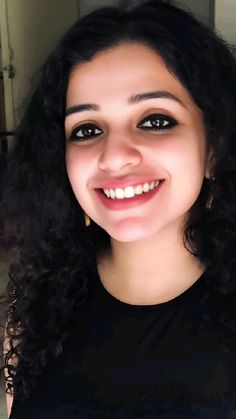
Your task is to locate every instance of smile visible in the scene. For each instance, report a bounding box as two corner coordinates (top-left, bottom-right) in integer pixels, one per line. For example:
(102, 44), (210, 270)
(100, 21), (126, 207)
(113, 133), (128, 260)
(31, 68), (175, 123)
(102, 180), (160, 200)
(96, 180), (163, 211)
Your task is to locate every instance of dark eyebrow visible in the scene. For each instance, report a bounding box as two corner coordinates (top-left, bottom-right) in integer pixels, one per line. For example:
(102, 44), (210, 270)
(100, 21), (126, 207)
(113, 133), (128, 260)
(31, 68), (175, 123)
(65, 90), (185, 117)
(128, 90), (185, 107)
(65, 103), (100, 116)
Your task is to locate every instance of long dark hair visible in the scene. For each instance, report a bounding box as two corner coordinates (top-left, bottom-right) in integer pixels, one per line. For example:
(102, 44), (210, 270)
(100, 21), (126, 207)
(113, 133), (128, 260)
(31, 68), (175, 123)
(1, 0), (236, 400)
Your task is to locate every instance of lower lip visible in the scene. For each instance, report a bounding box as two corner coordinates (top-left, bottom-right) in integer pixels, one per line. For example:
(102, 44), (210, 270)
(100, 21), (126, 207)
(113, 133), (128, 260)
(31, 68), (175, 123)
(95, 182), (163, 211)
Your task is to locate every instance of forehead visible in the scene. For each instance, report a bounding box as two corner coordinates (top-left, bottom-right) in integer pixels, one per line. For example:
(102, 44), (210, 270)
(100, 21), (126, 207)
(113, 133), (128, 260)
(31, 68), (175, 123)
(66, 42), (197, 111)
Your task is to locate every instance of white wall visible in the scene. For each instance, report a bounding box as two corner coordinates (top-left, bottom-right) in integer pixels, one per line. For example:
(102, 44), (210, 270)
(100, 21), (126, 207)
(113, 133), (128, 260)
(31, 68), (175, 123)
(79, 0), (116, 16)
(175, 0), (212, 26)
(215, 0), (236, 46)
(6, 0), (79, 121)
(79, 0), (212, 25)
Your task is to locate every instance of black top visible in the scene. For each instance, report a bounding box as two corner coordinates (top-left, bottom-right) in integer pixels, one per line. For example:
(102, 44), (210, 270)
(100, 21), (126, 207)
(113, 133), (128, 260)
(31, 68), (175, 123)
(10, 266), (236, 418)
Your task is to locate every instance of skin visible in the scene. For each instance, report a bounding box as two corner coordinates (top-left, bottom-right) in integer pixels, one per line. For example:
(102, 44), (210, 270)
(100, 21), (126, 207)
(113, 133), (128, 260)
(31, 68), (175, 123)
(65, 42), (211, 305)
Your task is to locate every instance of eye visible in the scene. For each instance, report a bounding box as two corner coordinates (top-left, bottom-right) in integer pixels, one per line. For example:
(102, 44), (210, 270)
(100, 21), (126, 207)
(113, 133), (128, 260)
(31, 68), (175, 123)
(137, 113), (178, 131)
(69, 123), (103, 142)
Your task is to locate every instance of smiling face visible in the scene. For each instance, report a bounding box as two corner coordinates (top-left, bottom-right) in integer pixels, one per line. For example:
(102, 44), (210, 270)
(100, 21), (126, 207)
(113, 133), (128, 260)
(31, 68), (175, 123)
(65, 42), (210, 243)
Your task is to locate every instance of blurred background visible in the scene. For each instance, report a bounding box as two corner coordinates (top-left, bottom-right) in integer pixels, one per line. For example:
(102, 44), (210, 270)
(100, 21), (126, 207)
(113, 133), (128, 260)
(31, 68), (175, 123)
(0, 0), (235, 417)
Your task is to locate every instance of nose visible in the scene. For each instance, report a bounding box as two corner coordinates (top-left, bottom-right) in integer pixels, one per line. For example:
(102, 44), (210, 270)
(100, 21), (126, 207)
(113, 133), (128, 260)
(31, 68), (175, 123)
(98, 134), (142, 174)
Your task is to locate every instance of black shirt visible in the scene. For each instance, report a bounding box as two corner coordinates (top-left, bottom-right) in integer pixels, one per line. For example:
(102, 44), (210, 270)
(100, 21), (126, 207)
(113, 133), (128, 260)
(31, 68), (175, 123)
(10, 267), (236, 418)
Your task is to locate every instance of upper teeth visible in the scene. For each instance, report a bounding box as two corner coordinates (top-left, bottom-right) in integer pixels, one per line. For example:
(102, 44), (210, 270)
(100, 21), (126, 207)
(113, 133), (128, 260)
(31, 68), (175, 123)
(103, 180), (160, 199)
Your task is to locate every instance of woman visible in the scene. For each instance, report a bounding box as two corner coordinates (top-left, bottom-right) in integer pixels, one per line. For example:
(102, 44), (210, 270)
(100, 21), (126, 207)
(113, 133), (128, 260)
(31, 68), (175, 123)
(1, 0), (236, 417)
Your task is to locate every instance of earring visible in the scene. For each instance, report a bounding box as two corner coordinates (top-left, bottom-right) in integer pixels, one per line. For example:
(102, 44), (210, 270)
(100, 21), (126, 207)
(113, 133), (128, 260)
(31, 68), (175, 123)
(206, 176), (216, 210)
(84, 213), (91, 227)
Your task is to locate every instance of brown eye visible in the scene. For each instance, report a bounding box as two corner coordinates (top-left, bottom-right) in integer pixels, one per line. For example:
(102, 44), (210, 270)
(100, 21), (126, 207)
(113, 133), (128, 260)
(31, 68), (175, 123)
(70, 123), (103, 141)
(138, 113), (178, 130)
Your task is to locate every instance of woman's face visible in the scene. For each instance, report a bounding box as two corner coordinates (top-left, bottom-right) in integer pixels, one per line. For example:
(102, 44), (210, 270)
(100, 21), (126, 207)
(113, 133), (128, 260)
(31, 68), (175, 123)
(65, 42), (210, 242)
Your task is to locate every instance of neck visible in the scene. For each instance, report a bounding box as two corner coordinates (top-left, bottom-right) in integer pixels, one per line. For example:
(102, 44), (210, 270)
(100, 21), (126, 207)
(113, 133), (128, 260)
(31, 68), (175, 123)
(97, 223), (204, 305)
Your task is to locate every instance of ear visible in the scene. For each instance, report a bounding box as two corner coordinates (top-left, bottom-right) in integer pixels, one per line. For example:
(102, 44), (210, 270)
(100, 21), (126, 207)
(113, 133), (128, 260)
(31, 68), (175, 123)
(205, 150), (215, 179)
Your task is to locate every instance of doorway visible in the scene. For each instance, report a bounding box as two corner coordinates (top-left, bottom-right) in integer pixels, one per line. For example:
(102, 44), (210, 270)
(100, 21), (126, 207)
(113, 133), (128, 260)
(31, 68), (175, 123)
(0, 31), (9, 153)
(0, 0), (80, 152)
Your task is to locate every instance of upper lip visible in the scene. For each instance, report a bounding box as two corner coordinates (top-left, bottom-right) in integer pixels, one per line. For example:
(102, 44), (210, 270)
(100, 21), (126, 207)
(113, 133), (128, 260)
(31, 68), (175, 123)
(95, 178), (160, 189)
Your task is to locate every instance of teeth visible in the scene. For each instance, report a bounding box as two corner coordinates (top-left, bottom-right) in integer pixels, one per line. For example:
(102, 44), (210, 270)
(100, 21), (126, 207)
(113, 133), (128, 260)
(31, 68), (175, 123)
(104, 189), (110, 198)
(135, 185), (143, 195)
(115, 188), (125, 199)
(110, 189), (116, 199)
(102, 180), (160, 199)
(124, 186), (135, 198)
(143, 182), (150, 193)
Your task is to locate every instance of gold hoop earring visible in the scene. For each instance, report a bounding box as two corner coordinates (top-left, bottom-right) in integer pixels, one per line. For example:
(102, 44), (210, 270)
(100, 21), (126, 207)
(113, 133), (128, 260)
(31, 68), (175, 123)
(84, 213), (91, 228)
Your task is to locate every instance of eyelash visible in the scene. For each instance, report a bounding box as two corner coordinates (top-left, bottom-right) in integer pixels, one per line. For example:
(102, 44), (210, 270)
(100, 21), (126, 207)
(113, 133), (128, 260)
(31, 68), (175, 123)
(68, 113), (178, 142)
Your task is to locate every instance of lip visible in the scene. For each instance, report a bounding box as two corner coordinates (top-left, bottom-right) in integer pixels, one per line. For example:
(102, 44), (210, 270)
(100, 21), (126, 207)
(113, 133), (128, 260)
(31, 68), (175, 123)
(95, 178), (159, 189)
(95, 180), (163, 211)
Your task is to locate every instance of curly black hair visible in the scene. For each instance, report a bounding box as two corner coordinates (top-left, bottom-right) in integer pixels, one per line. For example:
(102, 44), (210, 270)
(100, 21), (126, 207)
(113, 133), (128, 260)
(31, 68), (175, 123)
(1, 0), (236, 401)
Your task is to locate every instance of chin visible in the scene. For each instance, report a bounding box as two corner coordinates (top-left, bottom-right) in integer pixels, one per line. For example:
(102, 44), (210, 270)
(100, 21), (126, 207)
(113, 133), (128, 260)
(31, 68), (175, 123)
(105, 224), (154, 243)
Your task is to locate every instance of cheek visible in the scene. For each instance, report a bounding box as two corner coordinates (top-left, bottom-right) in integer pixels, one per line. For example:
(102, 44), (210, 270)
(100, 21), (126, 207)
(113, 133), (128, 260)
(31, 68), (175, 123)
(66, 147), (88, 175)
(167, 135), (206, 172)
(65, 148), (85, 193)
(65, 147), (96, 207)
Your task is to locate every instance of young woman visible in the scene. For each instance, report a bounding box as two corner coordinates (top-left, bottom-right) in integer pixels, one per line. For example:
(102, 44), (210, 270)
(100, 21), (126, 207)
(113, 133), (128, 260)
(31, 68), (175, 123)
(1, 0), (236, 417)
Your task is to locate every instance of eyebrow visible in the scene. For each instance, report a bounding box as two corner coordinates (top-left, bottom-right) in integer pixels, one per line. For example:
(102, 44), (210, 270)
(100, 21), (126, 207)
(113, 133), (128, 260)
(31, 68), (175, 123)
(65, 90), (185, 117)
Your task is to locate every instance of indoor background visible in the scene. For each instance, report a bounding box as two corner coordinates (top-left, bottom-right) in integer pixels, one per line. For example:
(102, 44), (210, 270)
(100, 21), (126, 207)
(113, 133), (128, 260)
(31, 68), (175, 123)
(0, 1), (235, 417)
